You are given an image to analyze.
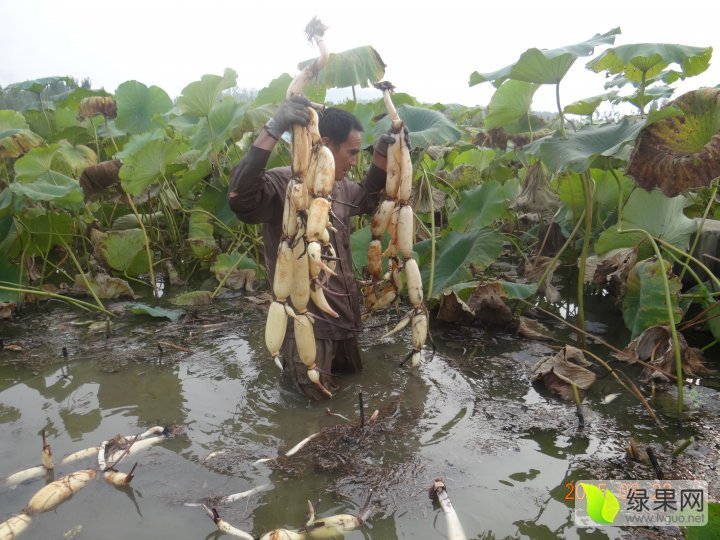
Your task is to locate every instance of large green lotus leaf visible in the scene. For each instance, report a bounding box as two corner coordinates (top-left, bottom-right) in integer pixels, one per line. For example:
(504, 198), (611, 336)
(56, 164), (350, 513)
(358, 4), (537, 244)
(595, 189), (696, 257)
(53, 141), (97, 177)
(115, 130), (161, 157)
(10, 172), (84, 209)
(115, 80), (173, 134)
(429, 229), (504, 297)
(587, 44), (712, 84)
(190, 97), (248, 149)
(298, 46), (385, 89)
(253, 74), (292, 106)
(626, 88), (720, 196)
(622, 258), (682, 338)
(118, 136), (183, 196)
(484, 80), (540, 130)
(523, 117), (646, 173)
(14, 144), (60, 181)
(374, 105), (462, 149)
(470, 28), (620, 87)
(97, 228), (149, 275)
(15, 210), (74, 257)
(0, 110), (29, 130)
(175, 68), (238, 118)
(0, 129), (44, 160)
(557, 169), (633, 221)
(176, 149), (213, 195)
(451, 147), (497, 175)
(449, 180), (508, 231)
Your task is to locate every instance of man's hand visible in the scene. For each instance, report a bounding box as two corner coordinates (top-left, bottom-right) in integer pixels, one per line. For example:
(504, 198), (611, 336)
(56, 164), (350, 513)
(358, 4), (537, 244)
(265, 96), (311, 139)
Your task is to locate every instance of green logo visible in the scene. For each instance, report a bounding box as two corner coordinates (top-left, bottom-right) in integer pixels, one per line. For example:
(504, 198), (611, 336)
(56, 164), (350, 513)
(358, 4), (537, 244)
(580, 482), (621, 524)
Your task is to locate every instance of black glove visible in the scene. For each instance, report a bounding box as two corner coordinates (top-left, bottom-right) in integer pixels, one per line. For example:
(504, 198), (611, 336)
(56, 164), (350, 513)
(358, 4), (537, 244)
(265, 96), (311, 139)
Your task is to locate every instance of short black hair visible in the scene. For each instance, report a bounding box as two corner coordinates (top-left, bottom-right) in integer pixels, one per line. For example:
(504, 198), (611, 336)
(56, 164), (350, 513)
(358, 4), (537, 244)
(318, 108), (363, 146)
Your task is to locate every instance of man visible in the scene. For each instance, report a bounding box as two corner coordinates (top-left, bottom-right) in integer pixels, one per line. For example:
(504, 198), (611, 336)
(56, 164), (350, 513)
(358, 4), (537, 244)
(228, 96), (394, 400)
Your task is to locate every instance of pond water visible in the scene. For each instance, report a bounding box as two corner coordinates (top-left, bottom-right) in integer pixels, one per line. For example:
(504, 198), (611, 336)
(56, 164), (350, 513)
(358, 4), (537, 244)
(1, 293), (718, 539)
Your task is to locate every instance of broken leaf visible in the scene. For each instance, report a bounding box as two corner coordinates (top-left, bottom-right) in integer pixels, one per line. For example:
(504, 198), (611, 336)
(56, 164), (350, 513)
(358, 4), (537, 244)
(73, 273), (136, 300)
(171, 290), (213, 306)
(626, 88), (720, 196)
(622, 325), (710, 382)
(531, 346), (597, 400)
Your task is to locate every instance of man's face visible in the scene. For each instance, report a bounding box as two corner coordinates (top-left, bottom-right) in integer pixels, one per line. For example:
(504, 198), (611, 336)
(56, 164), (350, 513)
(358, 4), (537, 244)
(326, 129), (362, 181)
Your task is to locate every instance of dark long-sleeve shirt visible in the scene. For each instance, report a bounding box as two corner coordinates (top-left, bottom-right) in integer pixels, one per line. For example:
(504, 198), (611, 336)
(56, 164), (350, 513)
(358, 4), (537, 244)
(228, 146), (386, 339)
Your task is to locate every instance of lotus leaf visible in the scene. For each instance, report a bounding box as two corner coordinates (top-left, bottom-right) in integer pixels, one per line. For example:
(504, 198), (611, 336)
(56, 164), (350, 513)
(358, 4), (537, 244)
(0, 129), (44, 160)
(428, 229), (504, 297)
(587, 43), (712, 85)
(53, 141), (97, 178)
(93, 228), (150, 276)
(210, 252), (256, 291)
(523, 117), (646, 173)
(297, 46), (385, 89)
(9, 173), (84, 210)
(626, 88), (720, 197)
(483, 80), (540, 130)
(77, 96), (117, 120)
(175, 68), (238, 118)
(0, 110), (29, 130)
(595, 189), (696, 258)
(373, 105), (462, 149)
(79, 160), (123, 200)
(622, 258), (682, 338)
(118, 135), (183, 196)
(190, 97), (247, 150)
(449, 179), (508, 231)
(470, 28), (619, 87)
(73, 272), (136, 300)
(531, 346), (596, 401)
(171, 290), (213, 306)
(115, 81), (172, 134)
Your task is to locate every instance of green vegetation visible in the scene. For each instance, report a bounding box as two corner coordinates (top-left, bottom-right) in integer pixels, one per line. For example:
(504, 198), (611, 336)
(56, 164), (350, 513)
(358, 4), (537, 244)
(1, 33), (718, 413)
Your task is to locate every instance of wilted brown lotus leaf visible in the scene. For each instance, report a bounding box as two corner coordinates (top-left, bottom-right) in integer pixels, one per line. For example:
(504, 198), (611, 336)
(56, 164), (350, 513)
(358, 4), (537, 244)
(467, 282), (517, 329)
(79, 160), (123, 200)
(584, 247), (637, 297)
(626, 88), (720, 197)
(73, 272), (136, 300)
(520, 256), (560, 304)
(77, 96), (117, 120)
(510, 161), (560, 215)
(0, 129), (44, 160)
(621, 325), (710, 382)
(531, 345), (596, 401)
(0, 302), (16, 320)
(436, 291), (476, 325)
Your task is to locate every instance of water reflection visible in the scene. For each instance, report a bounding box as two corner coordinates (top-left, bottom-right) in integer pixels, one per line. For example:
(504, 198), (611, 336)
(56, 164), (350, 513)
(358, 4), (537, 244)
(1, 297), (718, 539)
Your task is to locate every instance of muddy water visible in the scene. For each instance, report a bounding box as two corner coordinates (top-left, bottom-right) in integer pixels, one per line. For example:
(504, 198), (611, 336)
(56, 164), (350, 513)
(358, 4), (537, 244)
(1, 295), (718, 539)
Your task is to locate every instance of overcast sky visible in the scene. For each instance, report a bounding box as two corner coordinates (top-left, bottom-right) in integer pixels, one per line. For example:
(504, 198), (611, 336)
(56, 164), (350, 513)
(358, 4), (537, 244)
(1, 0), (717, 113)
